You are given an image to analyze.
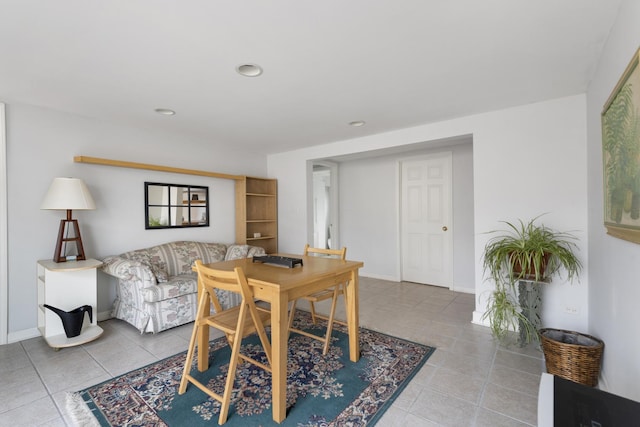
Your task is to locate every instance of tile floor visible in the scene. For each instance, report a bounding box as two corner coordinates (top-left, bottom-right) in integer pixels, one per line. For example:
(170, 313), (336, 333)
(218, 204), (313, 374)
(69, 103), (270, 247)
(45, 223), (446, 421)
(0, 277), (544, 426)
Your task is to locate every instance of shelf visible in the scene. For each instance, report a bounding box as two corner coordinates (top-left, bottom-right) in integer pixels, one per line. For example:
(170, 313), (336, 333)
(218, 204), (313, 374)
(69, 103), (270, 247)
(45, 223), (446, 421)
(236, 176), (278, 253)
(245, 177), (277, 195)
(40, 325), (104, 349)
(38, 258), (103, 272)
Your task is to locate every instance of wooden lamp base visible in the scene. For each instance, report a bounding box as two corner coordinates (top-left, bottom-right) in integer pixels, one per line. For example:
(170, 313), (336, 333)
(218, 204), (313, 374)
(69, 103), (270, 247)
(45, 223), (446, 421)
(53, 209), (87, 263)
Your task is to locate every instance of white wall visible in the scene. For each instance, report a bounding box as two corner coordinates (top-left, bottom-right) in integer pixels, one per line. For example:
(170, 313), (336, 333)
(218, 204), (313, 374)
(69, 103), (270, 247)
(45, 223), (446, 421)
(337, 142), (475, 292)
(0, 103), (6, 345)
(451, 144), (475, 291)
(339, 156), (399, 280)
(269, 94), (589, 333)
(586, 0), (640, 401)
(6, 102), (267, 340)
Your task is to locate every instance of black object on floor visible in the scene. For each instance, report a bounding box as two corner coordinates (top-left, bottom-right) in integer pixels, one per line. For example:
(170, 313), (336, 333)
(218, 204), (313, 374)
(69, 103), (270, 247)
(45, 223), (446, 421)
(554, 375), (640, 426)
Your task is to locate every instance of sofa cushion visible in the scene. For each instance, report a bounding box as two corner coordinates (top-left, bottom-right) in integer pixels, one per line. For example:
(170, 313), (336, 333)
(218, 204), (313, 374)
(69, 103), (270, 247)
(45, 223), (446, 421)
(142, 275), (198, 303)
(159, 241), (228, 276)
(120, 247), (169, 282)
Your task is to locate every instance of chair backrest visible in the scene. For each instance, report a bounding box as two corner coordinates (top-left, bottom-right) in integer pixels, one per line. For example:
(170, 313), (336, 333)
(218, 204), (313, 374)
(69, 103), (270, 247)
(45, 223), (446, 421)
(303, 244), (346, 260)
(194, 260), (255, 312)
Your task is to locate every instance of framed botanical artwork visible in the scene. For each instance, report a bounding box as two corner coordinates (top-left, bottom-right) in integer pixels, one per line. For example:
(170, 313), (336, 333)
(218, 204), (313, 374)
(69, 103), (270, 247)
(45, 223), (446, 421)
(602, 47), (640, 244)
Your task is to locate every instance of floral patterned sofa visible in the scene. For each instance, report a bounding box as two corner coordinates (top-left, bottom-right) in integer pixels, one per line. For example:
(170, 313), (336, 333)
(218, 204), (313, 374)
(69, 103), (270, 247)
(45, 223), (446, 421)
(101, 241), (265, 333)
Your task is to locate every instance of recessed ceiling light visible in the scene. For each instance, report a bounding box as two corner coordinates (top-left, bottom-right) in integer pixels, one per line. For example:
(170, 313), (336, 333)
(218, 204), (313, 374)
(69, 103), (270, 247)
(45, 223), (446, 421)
(236, 64), (263, 77)
(349, 120), (366, 127)
(154, 108), (176, 116)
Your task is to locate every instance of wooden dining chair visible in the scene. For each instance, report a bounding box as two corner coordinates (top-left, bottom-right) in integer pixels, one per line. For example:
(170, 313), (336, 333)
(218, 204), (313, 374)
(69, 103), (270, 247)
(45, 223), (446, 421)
(288, 244), (347, 355)
(179, 260), (272, 425)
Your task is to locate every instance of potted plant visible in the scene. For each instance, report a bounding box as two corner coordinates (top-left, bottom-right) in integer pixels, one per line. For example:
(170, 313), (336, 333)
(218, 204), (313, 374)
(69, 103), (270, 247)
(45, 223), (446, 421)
(482, 215), (582, 344)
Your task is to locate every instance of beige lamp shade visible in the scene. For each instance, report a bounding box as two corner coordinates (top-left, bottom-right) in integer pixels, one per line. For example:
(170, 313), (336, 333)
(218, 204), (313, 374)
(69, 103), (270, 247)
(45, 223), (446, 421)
(41, 177), (96, 210)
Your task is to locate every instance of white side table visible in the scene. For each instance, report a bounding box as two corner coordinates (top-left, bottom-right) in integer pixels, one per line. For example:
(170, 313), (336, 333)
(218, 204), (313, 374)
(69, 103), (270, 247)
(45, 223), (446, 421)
(37, 258), (103, 349)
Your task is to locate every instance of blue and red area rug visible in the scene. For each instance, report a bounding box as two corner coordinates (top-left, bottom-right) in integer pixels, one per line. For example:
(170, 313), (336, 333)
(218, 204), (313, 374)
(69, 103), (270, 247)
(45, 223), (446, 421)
(67, 312), (434, 426)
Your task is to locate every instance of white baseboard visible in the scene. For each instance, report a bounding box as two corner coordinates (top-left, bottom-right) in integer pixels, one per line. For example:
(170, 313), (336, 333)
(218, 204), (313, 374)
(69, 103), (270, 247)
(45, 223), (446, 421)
(359, 273), (400, 282)
(8, 327), (40, 343)
(472, 310), (490, 327)
(97, 311), (112, 322)
(360, 273), (476, 296)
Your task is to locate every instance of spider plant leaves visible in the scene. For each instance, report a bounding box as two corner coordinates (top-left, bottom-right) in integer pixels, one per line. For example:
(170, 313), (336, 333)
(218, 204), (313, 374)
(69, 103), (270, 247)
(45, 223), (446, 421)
(481, 215), (583, 344)
(482, 215), (582, 286)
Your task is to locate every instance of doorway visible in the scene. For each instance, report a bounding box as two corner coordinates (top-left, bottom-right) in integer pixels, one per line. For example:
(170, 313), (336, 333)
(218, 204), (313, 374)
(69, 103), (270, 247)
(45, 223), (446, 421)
(312, 162), (339, 250)
(400, 152), (453, 288)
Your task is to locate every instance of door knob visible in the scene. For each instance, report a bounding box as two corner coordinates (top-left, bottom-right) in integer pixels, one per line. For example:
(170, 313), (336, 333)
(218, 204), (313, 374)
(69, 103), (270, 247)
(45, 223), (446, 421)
(442, 226), (448, 231)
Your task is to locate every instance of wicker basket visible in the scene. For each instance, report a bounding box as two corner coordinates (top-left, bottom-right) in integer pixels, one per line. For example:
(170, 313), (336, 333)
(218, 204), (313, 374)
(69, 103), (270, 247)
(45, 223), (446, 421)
(539, 328), (604, 387)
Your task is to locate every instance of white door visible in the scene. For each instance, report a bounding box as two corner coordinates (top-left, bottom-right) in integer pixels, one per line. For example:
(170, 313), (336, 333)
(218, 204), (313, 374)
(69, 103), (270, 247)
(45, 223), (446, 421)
(401, 153), (453, 287)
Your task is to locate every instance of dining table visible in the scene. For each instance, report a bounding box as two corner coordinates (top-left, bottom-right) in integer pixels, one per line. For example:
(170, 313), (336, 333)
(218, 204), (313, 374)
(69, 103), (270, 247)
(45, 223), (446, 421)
(196, 253), (364, 423)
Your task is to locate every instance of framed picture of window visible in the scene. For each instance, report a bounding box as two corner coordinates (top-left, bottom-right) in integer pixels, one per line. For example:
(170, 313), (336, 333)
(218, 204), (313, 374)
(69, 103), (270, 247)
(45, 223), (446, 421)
(602, 47), (640, 244)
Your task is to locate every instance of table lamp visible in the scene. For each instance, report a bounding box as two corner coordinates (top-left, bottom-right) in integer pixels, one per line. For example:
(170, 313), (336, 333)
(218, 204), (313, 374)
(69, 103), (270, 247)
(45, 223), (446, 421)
(41, 177), (96, 263)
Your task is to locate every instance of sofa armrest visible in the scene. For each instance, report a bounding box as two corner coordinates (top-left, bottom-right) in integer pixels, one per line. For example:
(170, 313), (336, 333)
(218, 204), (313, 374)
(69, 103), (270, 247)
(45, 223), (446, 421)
(247, 245), (266, 258)
(225, 244), (267, 260)
(101, 256), (158, 288)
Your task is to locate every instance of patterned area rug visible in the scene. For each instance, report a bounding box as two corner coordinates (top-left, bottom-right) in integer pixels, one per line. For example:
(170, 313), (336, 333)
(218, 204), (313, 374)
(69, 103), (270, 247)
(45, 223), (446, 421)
(67, 311), (434, 426)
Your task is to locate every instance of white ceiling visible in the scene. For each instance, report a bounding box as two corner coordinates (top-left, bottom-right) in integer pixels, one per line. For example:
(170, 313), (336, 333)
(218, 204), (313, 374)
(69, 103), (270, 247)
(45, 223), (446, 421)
(0, 1), (622, 155)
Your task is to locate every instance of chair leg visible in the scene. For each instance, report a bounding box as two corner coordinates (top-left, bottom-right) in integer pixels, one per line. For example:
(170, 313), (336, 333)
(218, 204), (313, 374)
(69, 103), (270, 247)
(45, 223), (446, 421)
(253, 319), (272, 368)
(179, 289), (210, 394)
(322, 287), (341, 355)
(179, 324), (198, 394)
(309, 300), (318, 324)
(287, 300), (298, 339)
(341, 282), (348, 313)
(219, 302), (248, 425)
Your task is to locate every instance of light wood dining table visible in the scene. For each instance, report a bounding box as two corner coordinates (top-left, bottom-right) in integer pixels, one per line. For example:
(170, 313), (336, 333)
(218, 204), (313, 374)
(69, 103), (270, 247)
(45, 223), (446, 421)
(196, 254), (364, 423)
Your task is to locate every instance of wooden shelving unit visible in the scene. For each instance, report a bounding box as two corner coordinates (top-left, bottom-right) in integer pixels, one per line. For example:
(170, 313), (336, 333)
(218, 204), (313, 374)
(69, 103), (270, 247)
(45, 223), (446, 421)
(236, 177), (278, 254)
